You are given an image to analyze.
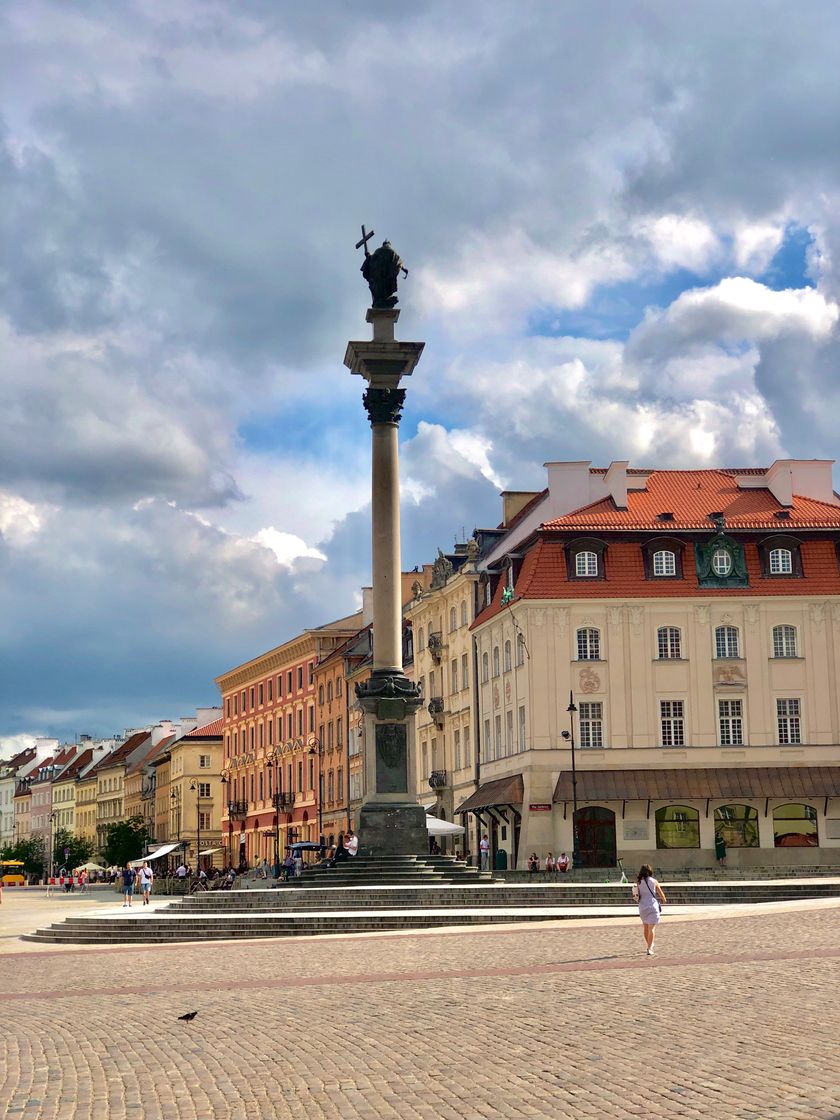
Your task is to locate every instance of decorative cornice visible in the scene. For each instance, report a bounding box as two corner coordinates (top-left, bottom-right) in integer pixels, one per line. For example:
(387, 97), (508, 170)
(362, 385), (407, 426)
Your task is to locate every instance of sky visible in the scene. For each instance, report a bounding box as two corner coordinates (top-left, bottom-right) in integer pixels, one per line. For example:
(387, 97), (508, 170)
(3, 1), (840, 751)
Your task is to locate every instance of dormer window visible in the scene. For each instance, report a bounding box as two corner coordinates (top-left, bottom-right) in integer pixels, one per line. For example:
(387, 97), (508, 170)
(566, 538), (607, 581)
(653, 550), (676, 577)
(758, 534), (802, 579)
(712, 549), (732, 577)
(642, 537), (684, 580)
(576, 551), (598, 577)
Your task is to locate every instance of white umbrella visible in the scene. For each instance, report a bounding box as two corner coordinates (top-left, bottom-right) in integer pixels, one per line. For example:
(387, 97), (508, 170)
(425, 815), (465, 837)
(73, 862), (105, 872)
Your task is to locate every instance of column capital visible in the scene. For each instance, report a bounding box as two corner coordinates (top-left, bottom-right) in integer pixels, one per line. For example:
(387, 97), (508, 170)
(362, 385), (407, 426)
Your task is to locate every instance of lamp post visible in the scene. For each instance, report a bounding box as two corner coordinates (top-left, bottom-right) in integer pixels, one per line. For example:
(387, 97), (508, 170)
(220, 773), (229, 868)
(270, 748), (282, 877)
(48, 810), (57, 882)
(308, 737), (323, 845)
(564, 691), (581, 870)
(190, 781), (201, 871)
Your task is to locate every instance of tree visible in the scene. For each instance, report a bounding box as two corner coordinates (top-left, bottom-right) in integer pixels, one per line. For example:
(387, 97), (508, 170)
(0, 836), (46, 878)
(102, 817), (149, 867)
(52, 828), (95, 872)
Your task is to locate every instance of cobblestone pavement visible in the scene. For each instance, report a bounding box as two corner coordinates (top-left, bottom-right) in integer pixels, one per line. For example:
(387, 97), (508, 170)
(2, 893), (840, 1119)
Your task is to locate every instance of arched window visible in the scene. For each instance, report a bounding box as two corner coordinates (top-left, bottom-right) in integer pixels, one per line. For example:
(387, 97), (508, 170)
(772, 624), (797, 658)
(318, 685), (324, 705)
(773, 803), (818, 847)
(576, 627), (601, 661)
(575, 551), (599, 577)
(657, 626), (681, 659)
(482, 652), (489, 682)
(336, 678), (342, 697)
(503, 640), (512, 672)
(712, 549), (732, 577)
(492, 646), (500, 676)
(769, 548), (793, 575)
(449, 606), (457, 632)
(327, 681), (333, 702)
(715, 625), (740, 658)
(714, 804), (759, 847)
(653, 550), (676, 577)
(460, 600), (467, 627)
(655, 805), (700, 849)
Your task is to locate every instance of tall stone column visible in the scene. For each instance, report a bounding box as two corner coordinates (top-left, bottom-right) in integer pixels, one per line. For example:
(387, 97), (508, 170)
(344, 308), (427, 855)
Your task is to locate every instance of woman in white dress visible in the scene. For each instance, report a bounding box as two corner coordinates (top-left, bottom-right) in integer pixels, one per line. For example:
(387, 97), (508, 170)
(633, 864), (667, 955)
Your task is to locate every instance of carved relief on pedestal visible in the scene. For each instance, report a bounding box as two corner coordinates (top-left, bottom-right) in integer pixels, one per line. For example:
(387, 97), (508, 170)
(629, 606), (643, 629)
(530, 609), (546, 628)
(831, 603), (840, 624)
(810, 602), (826, 629)
(553, 608), (568, 634)
(744, 605), (759, 627)
(713, 663), (746, 688)
(579, 667), (601, 694)
(694, 605), (709, 625)
(608, 605), (623, 628)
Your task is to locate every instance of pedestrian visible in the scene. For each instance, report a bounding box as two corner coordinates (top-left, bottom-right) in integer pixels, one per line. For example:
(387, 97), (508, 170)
(121, 862), (138, 908)
(259, 857), (270, 880)
(293, 850), (304, 877)
(527, 852), (540, 878)
(282, 851), (295, 879)
(632, 863), (667, 956)
(556, 851), (570, 874)
(138, 861), (153, 905)
(345, 829), (359, 857)
(479, 834), (490, 871)
(175, 862), (188, 880)
(545, 853), (555, 878)
(715, 831), (727, 867)
(79, 869), (89, 894)
(332, 834), (347, 864)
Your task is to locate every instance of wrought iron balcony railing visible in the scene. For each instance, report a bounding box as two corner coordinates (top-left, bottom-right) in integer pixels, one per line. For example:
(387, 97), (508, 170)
(227, 800), (248, 820)
(272, 792), (295, 811)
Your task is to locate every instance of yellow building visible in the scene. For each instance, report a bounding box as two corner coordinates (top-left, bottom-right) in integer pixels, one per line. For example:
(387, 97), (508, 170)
(94, 730), (151, 853)
(169, 715), (224, 869)
(466, 460), (840, 870)
(407, 547), (480, 852)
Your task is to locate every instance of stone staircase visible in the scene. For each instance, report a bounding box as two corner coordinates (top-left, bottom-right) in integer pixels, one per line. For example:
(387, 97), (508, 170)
(21, 855), (840, 945)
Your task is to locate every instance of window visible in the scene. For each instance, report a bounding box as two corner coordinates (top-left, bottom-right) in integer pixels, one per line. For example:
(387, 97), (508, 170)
(492, 646), (500, 677)
(506, 710), (513, 754)
(712, 549), (732, 577)
(249, 726), (255, 749)
(327, 681), (333, 702)
(518, 705), (526, 751)
(258, 723), (264, 748)
(483, 719), (491, 761)
(258, 772), (264, 801)
(287, 713), (293, 738)
(267, 720), (273, 746)
(504, 640), (512, 672)
(461, 601), (467, 627)
(482, 652), (489, 682)
(454, 729), (461, 771)
(659, 700), (685, 747)
(576, 627), (601, 661)
(578, 702), (603, 748)
(327, 771), (334, 802)
(657, 626), (682, 660)
(297, 761), (303, 791)
(770, 548), (792, 574)
(516, 634), (525, 666)
(575, 551), (598, 577)
(715, 625), (740, 658)
(449, 607), (457, 632)
(336, 717), (343, 747)
(309, 662), (315, 685)
(461, 652), (468, 688)
(418, 627), (425, 651)
(198, 811), (211, 831)
(494, 714), (502, 758)
(297, 667), (303, 690)
(337, 679), (342, 697)
(773, 803), (817, 847)
(772, 625), (797, 658)
(463, 725), (470, 768)
(777, 698), (801, 744)
(653, 550), (676, 576)
(337, 769), (343, 800)
(655, 805), (699, 849)
(277, 675), (283, 698)
(287, 671), (293, 694)
(250, 687), (255, 709)
(718, 699), (744, 745)
(267, 679), (273, 702)
(318, 685), (324, 705)
(258, 683), (264, 705)
(715, 804), (759, 848)
(199, 755), (211, 769)
(308, 705), (314, 733)
(450, 659), (458, 693)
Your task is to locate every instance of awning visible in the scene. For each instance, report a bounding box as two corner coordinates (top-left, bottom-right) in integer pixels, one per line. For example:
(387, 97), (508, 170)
(552, 767), (840, 803)
(456, 774), (524, 815)
(426, 816), (465, 837)
(130, 841), (180, 866)
(198, 848), (223, 856)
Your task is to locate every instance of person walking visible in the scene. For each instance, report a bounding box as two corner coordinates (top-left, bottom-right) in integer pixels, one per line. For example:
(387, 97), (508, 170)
(632, 864), (667, 955)
(138, 861), (153, 904)
(121, 863), (138, 908)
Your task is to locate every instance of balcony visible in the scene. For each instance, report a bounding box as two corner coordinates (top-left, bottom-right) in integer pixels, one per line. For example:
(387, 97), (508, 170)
(428, 769), (447, 790)
(273, 792), (295, 811)
(427, 632), (445, 662)
(227, 800), (248, 820)
(427, 697), (445, 727)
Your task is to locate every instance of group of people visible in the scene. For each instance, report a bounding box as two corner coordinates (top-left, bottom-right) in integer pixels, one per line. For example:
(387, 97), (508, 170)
(120, 861), (154, 907)
(527, 852), (571, 877)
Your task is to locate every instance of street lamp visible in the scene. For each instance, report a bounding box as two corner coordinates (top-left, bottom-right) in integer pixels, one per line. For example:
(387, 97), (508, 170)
(48, 810), (57, 882)
(563, 690), (581, 870)
(307, 737), (323, 845)
(270, 748), (282, 877)
(190, 781), (202, 871)
(220, 774), (229, 868)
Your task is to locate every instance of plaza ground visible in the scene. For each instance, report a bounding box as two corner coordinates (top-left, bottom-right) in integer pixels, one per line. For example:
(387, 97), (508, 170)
(2, 887), (840, 1119)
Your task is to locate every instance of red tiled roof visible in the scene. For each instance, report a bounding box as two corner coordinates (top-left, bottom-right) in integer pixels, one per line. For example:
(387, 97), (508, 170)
(542, 470), (840, 532)
(83, 731), (150, 777)
(186, 717), (223, 738)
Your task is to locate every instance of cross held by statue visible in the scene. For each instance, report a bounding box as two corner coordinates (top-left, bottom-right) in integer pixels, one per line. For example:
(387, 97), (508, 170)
(356, 224), (375, 255)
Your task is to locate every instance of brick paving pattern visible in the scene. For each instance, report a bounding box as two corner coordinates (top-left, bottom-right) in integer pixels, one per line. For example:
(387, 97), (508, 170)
(2, 899), (840, 1119)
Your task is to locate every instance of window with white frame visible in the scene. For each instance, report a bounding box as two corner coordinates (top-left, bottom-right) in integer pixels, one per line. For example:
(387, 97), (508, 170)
(518, 705), (526, 751)
(715, 625), (740, 658)
(198, 811), (211, 830)
(493, 646), (500, 676)
(769, 548), (793, 574)
(659, 700), (685, 747)
(199, 755), (211, 768)
(576, 627), (601, 660)
(575, 550), (599, 577)
(506, 709), (513, 754)
(461, 652), (468, 689)
(463, 725), (470, 767)
(494, 714), (502, 758)
(718, 699), (744, 745)
(461, 600), (468, 627)
(504, 640), (512, 672)
(777, 698), (801, 744)
(579, 702), (603, 748)
(657, 626), (682, 659)
(712, 549), (733, 577)
(449, 607), (457, 632)
(197, 781), (211, 798)
(450, 658), (458, 693)
(482, 652), (489, 682)
(454, 729), (461, 771)
(772, 624), (797, 658)
(653, 550), (676, 576)
(483, 719), (491, 760)
(516, 633), (525, 666)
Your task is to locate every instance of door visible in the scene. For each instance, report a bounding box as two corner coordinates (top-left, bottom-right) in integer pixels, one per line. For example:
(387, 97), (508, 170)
(573, 806), (617, 867)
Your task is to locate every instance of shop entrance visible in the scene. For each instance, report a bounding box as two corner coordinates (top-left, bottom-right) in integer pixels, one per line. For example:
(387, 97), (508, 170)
(573, 806), (617, 867)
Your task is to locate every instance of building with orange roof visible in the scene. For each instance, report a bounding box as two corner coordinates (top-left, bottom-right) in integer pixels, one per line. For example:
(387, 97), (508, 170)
(168, 711), (224, 869)
(465, 459), (840, 871)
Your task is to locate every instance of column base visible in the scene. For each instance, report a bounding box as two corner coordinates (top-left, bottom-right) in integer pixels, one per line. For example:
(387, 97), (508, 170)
(358, 802), (427, 857)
